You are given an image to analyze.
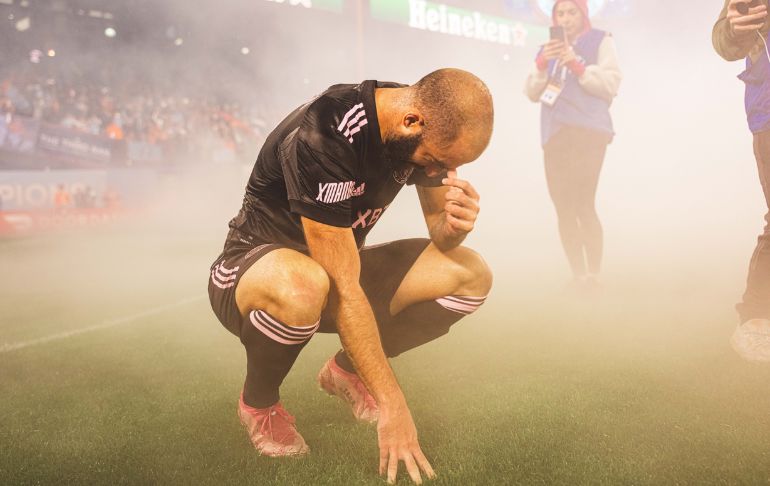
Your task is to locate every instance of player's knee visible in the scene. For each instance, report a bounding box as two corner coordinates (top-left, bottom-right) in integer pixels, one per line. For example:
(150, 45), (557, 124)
(446, 246), (493, 296)
(273, 260), (330, 319)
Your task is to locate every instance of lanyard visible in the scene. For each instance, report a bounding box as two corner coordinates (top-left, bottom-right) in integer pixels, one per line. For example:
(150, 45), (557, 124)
(549, 62), (568, 85)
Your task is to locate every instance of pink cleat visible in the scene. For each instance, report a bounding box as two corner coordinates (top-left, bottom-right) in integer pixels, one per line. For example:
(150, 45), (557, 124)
(237, 393), (309, 457)
(731, 319), (770, 363)
(317, 356), (379, 423)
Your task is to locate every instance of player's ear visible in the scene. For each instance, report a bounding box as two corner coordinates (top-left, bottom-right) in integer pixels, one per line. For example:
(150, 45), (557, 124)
(402, 112), (425, 134)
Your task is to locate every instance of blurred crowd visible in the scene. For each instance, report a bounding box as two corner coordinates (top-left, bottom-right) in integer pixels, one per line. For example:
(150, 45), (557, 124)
(0, 67), (273, 164)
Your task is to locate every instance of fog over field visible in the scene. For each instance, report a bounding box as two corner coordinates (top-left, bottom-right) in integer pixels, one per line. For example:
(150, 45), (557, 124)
(139, 0), (762, 309)
(2, 1), (769, 484)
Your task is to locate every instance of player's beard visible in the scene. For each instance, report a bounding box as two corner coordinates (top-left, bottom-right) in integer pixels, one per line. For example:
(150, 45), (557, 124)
(382, 132), (422, 166)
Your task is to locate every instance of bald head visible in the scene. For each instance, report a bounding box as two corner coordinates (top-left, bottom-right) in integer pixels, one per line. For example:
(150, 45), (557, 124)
(410, 68), (494, 159)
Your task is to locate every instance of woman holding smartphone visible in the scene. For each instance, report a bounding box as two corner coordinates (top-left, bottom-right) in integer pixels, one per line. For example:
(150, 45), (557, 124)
(524, 0), (622, 291)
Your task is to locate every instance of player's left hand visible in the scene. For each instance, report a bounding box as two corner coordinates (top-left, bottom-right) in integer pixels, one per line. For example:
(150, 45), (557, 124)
(441, 170), (480, 235)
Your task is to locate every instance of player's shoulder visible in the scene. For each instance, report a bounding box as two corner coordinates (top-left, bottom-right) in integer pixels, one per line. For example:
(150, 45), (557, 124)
(298, 80), (404, 150)
(299, 83), (364, 147)
(297, 84), (361, 163)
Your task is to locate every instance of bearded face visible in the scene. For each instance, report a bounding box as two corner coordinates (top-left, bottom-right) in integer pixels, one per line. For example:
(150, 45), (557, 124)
(382, 132), (423, 166)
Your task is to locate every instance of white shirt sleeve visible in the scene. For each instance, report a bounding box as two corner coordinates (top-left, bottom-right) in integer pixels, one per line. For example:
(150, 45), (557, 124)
(577, 34), (622, 102)
(523, 63), (549, 103)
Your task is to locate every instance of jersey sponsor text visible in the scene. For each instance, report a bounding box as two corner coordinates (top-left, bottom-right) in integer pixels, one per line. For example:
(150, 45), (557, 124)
(317, 181), (366, 204)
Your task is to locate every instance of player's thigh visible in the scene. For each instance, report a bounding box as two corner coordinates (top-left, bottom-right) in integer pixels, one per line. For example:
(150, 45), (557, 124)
(235, 248), (329, 324)
(390, 243), (492, 315)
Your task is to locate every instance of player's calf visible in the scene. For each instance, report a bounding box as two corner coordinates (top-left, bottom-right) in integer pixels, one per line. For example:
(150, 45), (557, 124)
(383, 245), (492, 357)
(238, 309), (320, 455)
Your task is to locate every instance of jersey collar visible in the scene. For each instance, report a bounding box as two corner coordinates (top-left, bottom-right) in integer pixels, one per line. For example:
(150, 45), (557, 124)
(362, 80), (385, 164)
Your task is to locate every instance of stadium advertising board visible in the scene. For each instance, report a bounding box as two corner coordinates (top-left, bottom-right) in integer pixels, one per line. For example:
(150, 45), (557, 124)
(0, 208), (125, 236)
(370, 0), (546, 46)
(503, 0), (631, 18)
(36, 124), (116, 163)
(0, 169), (155, 211)
(262, 0), (344, 13)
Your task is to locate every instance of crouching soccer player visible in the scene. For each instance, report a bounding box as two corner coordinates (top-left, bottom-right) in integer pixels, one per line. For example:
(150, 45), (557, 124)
(208, 68), (494, 484)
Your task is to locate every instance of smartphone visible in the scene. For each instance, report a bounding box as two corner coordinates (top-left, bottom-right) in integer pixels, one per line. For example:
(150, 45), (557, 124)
(549, 26), (565, 41)
(737, 0), (763, 15)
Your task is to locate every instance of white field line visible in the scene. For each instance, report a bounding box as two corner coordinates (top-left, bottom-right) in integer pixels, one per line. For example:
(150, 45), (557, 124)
(0, 295), (206, 354)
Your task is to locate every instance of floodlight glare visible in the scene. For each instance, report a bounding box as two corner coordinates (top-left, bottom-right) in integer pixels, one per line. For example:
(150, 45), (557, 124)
(15, 16), (30, 31)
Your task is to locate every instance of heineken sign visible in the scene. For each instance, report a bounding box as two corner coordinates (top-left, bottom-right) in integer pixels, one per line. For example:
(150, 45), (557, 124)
(262, 0), (344, 13)
(371, 0), (545, 46)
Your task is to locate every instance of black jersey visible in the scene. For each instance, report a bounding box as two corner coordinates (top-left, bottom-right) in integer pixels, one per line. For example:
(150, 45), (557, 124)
(227, 80), (444, 251)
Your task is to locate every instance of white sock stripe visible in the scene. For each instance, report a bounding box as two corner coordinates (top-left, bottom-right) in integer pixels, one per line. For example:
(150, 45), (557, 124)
(256, 310), (319, 336)
(337, 103), (364, 131)
(451, 295), (487, 302)
(442, 295), (486, 306)
(250, 313), (304, 346)
(250, 311), (319, 345)
(251, 312), (309, 343)
(255, 315), (310, 340)
(436, 296), (485, 315)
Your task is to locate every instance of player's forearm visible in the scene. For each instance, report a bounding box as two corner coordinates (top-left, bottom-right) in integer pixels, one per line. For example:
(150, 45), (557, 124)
(301, 216), (405, 407)
(428, 215), (467, 252)
(334, 286), (406, 408)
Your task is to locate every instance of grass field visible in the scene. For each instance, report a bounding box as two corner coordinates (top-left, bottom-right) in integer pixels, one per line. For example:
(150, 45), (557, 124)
(2, 225), (770, 485)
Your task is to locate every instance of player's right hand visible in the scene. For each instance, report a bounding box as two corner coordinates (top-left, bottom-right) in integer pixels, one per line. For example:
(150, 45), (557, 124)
(728, 0), (768, 34)
(377, 401), (436, 485)
(542, 39), (567, 61)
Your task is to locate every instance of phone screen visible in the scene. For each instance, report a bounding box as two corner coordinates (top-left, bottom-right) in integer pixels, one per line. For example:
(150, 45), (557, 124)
(737, 0), (762, 15)
(550, 26), (565, 40)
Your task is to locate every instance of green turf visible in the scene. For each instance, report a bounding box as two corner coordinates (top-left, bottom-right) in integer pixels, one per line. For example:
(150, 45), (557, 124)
(1, 229), (770, 485)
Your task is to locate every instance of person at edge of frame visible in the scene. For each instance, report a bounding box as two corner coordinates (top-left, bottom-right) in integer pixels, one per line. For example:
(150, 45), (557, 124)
(714, 0), (770, 362)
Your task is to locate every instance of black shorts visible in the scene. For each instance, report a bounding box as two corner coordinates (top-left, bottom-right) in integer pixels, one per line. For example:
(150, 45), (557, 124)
(208, 230), (431, 338)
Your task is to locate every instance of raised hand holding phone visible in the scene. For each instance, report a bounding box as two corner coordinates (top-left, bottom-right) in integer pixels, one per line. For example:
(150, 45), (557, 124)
(729, 0), (768, 33)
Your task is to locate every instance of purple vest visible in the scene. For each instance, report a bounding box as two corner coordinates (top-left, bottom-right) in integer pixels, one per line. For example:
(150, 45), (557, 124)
(738, 32), (770, 134)
(540, 29), (614, 146)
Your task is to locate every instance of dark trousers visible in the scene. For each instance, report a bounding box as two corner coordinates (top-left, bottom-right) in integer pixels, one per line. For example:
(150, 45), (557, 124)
(543, 126), (610, 278)
(738, 130), (770, 322)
